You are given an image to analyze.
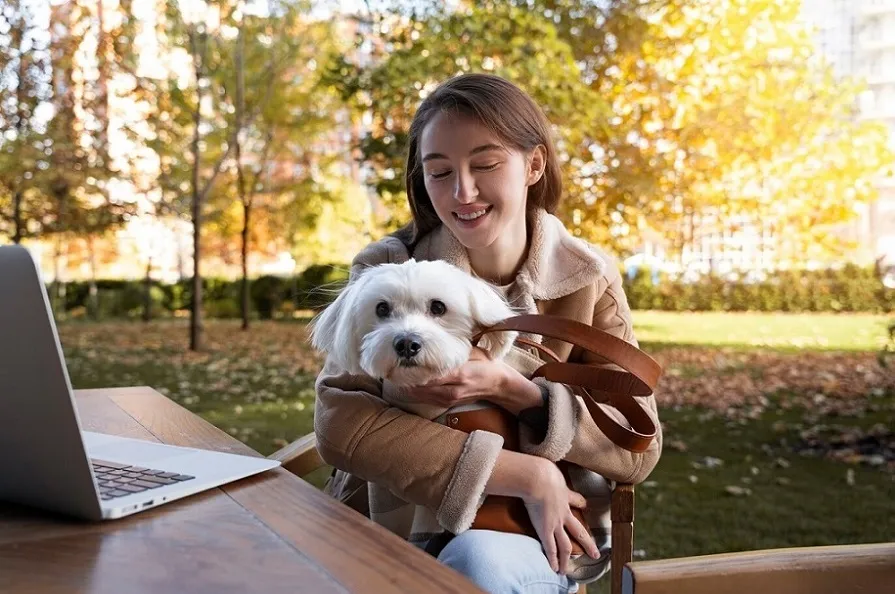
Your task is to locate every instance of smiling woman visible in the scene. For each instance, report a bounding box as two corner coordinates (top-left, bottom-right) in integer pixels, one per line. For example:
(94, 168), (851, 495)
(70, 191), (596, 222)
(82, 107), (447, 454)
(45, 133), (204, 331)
(419, 116), (541, 273)
(400, 74), (565, 287)
(313, 73), (662, 594)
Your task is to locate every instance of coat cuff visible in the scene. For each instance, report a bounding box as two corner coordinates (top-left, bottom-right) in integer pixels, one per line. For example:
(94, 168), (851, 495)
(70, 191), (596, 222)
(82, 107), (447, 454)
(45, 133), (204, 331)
(519, 378), (579, 462)
(435, 429), (504, 534)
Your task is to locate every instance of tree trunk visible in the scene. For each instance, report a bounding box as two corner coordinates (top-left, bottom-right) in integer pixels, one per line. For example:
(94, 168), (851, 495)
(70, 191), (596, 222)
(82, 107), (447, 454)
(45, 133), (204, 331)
(189, 28), (205, 352)
(176, 227), (185, 281)
(235, 10), (250, 331)
(12, 190), (23, 244)
(143, 257), (153, 323)
(95, 0), (110, 158)
(12, 19), (27, 245)
(53, 239), (65, 319)
(240, 196), (250, 330)
(87, 236), (99, 320)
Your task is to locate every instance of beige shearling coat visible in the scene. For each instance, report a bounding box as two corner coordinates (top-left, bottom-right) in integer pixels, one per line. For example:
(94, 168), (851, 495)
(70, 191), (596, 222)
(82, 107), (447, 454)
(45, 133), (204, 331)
(313, 208), (662, 578)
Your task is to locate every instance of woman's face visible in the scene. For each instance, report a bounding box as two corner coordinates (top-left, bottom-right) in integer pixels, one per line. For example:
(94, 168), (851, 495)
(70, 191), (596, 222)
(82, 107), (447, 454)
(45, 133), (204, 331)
(419, 112), (542, 251)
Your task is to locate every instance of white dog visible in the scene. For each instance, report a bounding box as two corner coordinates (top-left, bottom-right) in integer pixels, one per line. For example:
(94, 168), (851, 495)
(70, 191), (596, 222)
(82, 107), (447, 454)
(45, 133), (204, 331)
(310, 259), (518, 392)
(310, 259), (613, 581)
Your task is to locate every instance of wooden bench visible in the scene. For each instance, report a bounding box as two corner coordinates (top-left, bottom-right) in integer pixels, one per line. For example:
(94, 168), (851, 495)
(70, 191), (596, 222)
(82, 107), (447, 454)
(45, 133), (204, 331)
(621, 542), (895, 594)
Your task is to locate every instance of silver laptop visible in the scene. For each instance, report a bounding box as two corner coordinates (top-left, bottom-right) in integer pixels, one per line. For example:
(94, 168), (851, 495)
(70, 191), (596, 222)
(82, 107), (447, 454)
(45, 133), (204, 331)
(0, 245), (280, 520)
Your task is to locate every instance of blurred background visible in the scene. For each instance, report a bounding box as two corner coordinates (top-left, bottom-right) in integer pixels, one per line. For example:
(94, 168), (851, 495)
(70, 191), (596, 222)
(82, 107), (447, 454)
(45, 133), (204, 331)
(2, 0), (893, 569)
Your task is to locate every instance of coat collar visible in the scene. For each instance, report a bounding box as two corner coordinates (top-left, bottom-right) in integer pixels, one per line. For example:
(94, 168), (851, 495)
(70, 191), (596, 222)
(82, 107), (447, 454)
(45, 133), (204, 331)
(416, 208), (606, 303)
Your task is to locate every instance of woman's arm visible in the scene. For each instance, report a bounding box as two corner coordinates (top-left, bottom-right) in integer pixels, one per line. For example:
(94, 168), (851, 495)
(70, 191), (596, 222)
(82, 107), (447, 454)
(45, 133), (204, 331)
(494, 370), (545, 414)
(315, 357), (505, 535)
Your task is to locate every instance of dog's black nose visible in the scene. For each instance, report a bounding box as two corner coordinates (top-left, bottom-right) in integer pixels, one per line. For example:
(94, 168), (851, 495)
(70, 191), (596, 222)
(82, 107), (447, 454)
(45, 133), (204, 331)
(393, 334), (422, 359)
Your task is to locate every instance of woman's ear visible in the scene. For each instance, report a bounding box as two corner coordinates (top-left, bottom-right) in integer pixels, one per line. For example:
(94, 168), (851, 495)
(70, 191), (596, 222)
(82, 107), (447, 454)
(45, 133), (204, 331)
(526, 145), (547, 186)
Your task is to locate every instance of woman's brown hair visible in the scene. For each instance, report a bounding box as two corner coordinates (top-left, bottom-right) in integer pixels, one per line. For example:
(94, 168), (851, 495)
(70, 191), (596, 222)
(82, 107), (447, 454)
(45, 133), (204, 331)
(393, 73), (563, 248)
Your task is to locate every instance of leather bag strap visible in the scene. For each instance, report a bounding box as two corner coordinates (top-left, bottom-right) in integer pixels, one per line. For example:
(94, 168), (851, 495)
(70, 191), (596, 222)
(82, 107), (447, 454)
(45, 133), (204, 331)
(472, 314), (662, 453)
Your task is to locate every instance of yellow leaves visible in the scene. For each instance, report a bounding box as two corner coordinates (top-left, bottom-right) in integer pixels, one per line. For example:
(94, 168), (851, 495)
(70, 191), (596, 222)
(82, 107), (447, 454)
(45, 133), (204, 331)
(608, 0), (894, 261)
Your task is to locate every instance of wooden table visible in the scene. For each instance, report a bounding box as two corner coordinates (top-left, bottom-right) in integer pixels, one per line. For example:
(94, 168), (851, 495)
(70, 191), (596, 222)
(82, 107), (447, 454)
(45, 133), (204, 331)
(0, 387), (482, 594)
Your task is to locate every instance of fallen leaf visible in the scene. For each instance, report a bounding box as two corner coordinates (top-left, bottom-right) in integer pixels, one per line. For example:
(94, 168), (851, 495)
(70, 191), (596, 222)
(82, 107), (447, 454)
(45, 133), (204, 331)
(692, 456), (724, 470)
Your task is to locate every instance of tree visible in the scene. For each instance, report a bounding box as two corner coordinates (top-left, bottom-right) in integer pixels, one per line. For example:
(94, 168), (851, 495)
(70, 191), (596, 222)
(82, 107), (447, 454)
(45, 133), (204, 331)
(533, 0), (894, 262)
(214, 0), (345, 329)
(38, 1), (131, 313)
(130, 0), (349, 343)
(129, 0), (237, 349)
(332, 1), (608, 234)
(0, 1), (131, 316)
(0, 0), (52, 244)
(340, 0), (893, 262)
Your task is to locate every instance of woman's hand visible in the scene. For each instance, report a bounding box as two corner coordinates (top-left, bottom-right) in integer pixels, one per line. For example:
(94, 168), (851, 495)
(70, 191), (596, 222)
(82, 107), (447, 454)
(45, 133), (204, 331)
(523, 458), (599, 574)
(487, 451), (600, 574)
(405, 347), (510, 407)
(406, 347), (543, 411)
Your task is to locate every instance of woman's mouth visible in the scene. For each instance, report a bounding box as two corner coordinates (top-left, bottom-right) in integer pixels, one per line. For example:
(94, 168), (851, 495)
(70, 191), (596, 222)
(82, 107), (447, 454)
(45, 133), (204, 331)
(453, 205), (493, 228)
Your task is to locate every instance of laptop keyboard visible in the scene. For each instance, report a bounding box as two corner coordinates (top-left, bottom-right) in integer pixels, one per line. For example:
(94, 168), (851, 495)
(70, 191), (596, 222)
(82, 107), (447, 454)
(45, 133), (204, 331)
(91, 459), (195, 501)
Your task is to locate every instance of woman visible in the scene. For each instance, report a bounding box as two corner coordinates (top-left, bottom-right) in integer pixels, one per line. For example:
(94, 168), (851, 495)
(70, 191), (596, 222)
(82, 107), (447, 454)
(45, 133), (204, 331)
(314, 73), (662, 593)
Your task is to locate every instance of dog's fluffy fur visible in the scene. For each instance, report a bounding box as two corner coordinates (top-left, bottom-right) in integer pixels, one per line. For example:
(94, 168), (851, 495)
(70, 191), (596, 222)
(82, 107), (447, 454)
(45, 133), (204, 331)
(310, 259), (518, 388)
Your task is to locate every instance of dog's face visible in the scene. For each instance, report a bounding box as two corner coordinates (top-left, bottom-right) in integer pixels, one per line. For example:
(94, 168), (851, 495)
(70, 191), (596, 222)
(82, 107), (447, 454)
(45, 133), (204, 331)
(310, 259), (517, 386)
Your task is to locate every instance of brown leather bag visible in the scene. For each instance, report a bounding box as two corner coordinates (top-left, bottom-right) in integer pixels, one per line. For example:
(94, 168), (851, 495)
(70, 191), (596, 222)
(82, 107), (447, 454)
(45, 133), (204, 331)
(446, 406), (591, 554)
(445, 314), (662, 552)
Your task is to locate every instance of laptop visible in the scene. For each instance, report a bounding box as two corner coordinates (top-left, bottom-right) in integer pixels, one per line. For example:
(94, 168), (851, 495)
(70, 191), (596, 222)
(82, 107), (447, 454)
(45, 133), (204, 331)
(0, 245), (280, 520)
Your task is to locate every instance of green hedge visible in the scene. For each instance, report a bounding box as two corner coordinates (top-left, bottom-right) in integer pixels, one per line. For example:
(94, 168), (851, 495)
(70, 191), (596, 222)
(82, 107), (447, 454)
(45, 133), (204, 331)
(623, 264), (894, 313)
(52, 264), (350, 320)
(51, 263), (892, 319)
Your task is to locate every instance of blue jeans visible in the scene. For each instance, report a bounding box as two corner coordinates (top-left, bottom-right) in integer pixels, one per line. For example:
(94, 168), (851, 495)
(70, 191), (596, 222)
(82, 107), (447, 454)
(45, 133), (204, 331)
(437, 530), (580, 594)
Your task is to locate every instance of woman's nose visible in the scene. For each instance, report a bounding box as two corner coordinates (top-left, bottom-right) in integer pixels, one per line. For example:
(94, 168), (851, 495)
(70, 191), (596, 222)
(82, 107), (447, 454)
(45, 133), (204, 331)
(453, 169), (477, 203)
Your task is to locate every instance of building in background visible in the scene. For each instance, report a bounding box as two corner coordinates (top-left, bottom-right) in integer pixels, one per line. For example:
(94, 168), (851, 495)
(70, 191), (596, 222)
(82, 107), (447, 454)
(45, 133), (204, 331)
(801, 0), (895, 266)
(627, 1), (895, 279)
(856, 0), (895, 265)
(19, 2), (895, 282)
(24, 0), (377, 284)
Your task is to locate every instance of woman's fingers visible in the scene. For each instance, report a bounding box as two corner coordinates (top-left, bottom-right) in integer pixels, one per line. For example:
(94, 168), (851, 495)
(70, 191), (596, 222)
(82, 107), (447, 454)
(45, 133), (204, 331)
(410, 385), (460, 406)
(568, 490), (587, 510)
(555, 528), (572, 574)
(566, 513), (600, 559)
(541, 528), (559, 573)
(421, 374), (458, 387)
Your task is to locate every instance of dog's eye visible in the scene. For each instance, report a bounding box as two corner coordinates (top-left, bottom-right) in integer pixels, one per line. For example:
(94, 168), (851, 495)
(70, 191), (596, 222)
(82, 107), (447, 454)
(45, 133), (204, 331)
(375, 301), (391, 318)
(430, 300), (447, 316)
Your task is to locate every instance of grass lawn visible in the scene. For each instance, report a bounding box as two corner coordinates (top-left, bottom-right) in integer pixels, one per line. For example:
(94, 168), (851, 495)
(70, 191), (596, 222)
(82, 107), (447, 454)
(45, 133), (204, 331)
(57, 313), (894, 575)
(60, 320), (321, 455)
(633, 310), (891, 352)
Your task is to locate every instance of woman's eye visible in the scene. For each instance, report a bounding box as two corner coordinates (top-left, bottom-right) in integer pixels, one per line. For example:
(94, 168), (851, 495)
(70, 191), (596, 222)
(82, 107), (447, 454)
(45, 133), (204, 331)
(474, 163), (500, 171)
(375, 301), (391, 318)
(428, 170), (451, 180)
(430, 300), (447, 316)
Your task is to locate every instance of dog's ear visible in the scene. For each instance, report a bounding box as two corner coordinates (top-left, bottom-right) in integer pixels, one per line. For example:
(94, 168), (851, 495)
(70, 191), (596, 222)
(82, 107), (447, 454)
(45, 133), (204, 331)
(467, 279), (517, 360)
(308, 274), (365, 372)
